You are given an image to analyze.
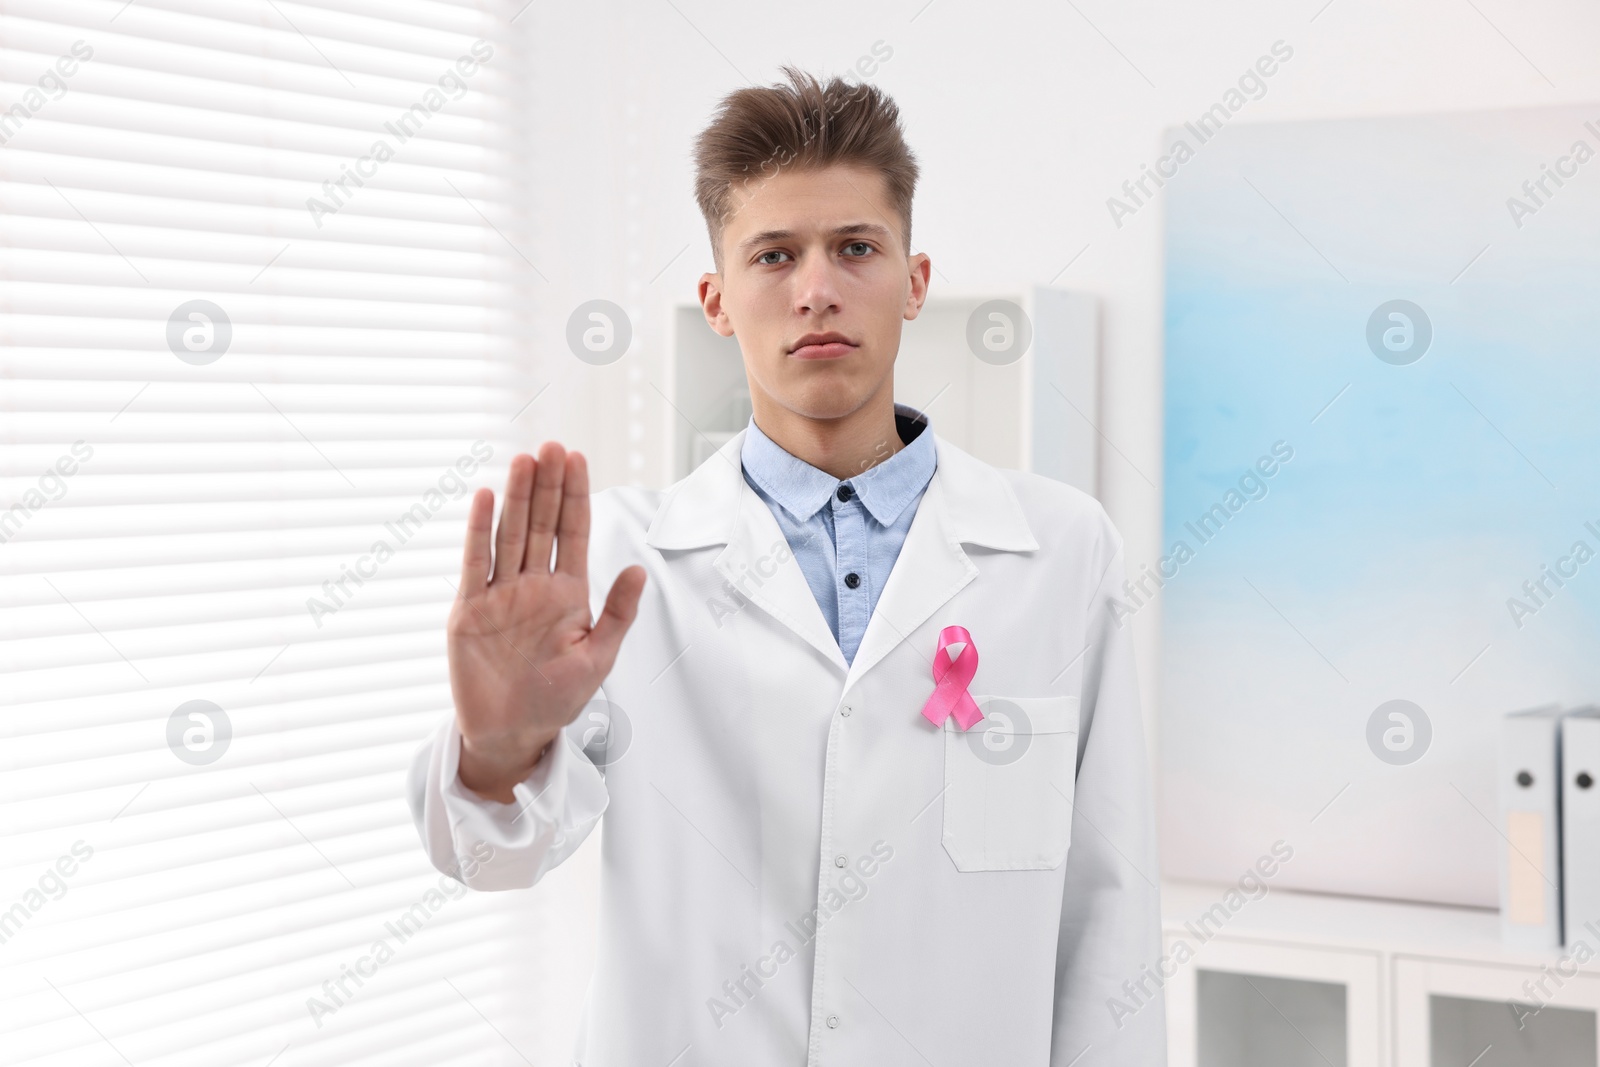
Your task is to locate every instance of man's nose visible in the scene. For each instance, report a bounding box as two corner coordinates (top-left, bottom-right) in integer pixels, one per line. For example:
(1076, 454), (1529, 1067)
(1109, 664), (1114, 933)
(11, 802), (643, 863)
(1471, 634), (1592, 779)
(792, 250), (843, 314)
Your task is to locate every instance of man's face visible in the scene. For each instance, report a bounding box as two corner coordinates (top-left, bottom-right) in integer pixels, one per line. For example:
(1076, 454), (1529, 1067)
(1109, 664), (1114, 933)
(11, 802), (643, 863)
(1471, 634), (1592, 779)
(698, 164), (930, 423)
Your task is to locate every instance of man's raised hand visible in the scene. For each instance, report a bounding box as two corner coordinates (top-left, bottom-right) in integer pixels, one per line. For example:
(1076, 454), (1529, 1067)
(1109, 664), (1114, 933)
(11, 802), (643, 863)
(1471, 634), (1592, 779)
(449, 442), (646, 802)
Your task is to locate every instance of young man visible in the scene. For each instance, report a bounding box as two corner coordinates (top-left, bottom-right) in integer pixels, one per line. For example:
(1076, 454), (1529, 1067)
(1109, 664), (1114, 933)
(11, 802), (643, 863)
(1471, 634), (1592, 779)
(409, 68), (1164, 1064)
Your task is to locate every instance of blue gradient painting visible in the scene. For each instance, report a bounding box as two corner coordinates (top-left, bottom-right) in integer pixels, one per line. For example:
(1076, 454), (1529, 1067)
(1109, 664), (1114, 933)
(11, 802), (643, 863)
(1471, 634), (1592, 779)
(1160, 105), (1600, 907)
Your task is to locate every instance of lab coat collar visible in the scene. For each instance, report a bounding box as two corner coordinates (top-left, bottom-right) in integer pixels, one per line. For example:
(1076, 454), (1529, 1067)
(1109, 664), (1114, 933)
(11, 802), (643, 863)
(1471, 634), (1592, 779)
(645, 416), (1039, 683)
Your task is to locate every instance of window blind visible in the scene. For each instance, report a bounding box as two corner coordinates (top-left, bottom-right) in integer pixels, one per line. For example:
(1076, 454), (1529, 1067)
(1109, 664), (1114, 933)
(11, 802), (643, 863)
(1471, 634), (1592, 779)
(0, 1), (545, 1063)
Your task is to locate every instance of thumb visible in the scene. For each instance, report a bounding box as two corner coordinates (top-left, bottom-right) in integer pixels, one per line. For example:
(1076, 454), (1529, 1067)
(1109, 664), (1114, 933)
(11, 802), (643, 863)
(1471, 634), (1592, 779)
(588, 565), (647, 666)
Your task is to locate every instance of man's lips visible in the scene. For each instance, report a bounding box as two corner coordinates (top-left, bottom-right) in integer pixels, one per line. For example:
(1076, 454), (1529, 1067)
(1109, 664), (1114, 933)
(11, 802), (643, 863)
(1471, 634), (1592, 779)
(790, 341), (857, 360)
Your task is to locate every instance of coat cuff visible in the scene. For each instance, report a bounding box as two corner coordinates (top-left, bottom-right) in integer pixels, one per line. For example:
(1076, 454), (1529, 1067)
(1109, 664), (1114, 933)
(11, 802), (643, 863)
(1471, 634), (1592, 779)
(408, 712), (609, 890)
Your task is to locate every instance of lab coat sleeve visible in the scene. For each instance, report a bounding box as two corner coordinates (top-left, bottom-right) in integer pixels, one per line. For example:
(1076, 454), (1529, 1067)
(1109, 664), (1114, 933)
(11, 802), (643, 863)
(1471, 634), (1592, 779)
(406, 709), (609, 891)
(1051, 541), (1167, 1065)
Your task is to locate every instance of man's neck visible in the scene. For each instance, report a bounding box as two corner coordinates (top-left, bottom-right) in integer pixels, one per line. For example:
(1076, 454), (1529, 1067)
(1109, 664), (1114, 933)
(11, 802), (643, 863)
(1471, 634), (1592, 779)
(748, 387), (905, 481)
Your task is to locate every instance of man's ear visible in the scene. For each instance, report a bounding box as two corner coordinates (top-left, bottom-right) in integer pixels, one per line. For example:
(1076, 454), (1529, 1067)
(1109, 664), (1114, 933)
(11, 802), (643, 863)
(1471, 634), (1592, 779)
(699, 272), (735, 338)
(903, 252), (931, 322)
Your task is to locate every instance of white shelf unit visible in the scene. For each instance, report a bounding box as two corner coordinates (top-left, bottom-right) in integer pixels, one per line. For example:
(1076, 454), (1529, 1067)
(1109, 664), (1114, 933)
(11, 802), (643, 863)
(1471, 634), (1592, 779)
(1163, 879), (1600, 1067)
(665, 288), (1100, 491)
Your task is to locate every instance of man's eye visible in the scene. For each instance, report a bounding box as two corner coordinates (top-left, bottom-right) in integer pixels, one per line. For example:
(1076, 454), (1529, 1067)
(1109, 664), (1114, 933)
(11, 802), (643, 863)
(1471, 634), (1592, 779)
(843, 242), (873, 257)
(757, 250), (789, 265)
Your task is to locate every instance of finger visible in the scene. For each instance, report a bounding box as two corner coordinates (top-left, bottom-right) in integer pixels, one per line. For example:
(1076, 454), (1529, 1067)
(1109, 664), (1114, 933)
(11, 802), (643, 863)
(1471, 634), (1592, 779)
(553, 450), (590, 579)
(524, 440), (566, 573)
(492, 454), (534, 584)
(459, 486), (494, 594)
(588, 565), (646, 667)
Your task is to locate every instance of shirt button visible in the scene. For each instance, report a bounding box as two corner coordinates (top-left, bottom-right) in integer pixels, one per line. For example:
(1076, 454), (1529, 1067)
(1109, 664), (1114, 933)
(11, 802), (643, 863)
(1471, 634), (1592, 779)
(827, 1014), (840, 1028)
(834, 855), (847, 868)
(836, 485), (853, 502)
(844, 572), (861, 589)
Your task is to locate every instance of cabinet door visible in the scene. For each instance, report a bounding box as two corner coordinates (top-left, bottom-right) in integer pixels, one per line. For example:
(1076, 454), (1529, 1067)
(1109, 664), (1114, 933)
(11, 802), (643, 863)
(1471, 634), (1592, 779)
(1393, 956), (1600, 1067)
(1164, 932), (1384, 1067)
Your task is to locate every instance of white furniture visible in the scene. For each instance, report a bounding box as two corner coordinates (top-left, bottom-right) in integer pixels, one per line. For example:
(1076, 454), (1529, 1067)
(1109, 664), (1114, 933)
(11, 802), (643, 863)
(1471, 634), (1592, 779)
(666, 288), (1100, 492)
(1163, 879), (1600, 1066)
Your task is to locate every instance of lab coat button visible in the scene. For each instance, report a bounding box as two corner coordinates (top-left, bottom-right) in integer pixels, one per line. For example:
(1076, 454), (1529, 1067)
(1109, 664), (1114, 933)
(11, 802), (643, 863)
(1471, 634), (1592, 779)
(834, 854), (846, 868)
(826, 1014), (840, 1028)
(840, 705), (852, 717)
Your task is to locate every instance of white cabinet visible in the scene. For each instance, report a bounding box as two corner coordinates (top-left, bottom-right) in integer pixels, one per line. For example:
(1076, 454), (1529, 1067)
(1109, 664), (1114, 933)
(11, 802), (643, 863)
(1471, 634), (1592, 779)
(1164, 932), (1382, 1067)
(1164, 880), (1600, 1067)
(666, 288), (1099, 491)
(1393, 956), (1600, 1066)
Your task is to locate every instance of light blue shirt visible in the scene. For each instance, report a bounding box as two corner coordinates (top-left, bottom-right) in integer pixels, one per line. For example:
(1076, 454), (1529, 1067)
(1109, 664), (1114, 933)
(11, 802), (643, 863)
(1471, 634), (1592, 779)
(739, 404), (938, 664)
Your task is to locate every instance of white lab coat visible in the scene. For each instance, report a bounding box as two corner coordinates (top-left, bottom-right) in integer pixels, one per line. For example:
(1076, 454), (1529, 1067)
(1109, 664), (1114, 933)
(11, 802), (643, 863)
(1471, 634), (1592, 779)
(409, 428), (1166, 1065)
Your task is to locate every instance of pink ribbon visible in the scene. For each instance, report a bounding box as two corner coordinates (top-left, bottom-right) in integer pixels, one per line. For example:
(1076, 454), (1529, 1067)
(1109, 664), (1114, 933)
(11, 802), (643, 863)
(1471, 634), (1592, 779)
(920, 625), (983, 730)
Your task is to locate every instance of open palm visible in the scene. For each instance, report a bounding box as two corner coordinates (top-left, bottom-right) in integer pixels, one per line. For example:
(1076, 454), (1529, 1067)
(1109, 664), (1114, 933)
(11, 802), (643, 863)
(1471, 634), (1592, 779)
(449, 442), (645, 802)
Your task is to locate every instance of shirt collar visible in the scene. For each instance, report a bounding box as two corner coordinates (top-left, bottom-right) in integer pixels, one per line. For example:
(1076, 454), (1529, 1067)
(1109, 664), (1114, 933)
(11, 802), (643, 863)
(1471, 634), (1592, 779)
(739, 402), (938, 527)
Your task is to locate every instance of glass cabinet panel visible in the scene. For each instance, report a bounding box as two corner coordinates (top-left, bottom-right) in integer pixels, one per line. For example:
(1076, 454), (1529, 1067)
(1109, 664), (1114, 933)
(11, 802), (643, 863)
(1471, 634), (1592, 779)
(1198, 970), (1348, 1067)
(1430, 994), (1595, 1067)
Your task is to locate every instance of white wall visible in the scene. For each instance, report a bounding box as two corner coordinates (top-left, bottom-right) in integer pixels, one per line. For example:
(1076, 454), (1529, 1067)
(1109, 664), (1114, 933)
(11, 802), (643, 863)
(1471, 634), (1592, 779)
(501, 0), (1600, 1056)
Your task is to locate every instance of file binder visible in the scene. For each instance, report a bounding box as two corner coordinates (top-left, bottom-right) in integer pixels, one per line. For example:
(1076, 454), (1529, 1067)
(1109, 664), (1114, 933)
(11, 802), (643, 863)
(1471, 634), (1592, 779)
(1500, 704), (1564, 948)
(1562, 706), (1600, 947)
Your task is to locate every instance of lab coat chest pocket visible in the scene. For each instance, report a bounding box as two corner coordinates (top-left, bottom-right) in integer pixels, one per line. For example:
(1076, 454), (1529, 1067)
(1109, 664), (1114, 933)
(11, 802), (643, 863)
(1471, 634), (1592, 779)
(942, 695), (1079, 872)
